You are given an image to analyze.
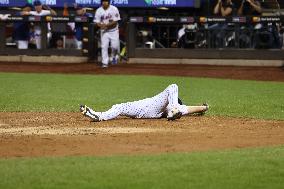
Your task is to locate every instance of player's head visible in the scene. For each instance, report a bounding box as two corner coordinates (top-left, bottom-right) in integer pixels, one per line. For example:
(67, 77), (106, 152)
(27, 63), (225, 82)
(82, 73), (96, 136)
(33, 0), (42, 12)
(101, 0), (110, 9)
(75, 4), (85, 15)
(22, 3), (33, 12)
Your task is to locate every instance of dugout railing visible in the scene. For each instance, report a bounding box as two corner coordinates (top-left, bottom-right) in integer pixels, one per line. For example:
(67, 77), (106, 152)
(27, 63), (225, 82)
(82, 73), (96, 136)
(0, 15), (97, 59)
(0, 15), (284, 61)
(127, 16), (284, 60)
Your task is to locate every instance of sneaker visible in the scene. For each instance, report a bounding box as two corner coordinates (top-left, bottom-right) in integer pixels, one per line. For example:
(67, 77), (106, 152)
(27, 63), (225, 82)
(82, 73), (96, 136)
(167, 107), (182, 121)
(102, 64), (108, 68)
(79, 105), (100, 122)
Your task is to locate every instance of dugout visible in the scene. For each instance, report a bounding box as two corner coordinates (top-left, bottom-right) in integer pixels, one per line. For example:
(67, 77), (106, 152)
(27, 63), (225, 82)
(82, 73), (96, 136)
(0, 0), (284, 65)
(126, 16), (284, 61)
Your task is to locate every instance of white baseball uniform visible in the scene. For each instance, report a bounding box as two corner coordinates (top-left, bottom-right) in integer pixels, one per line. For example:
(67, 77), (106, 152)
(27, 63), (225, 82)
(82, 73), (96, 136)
(85, 84), (189, 121)
(29, 10), (51, 49)
(94, 5), (120, 66)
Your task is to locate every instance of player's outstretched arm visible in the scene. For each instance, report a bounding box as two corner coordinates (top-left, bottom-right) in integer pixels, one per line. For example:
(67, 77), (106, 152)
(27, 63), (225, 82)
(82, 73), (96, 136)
(186, 104), (209, 115)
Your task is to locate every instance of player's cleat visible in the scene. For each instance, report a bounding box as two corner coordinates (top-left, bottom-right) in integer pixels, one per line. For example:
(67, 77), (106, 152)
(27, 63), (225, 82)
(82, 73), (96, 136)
(79, 105), (100, 122)
(80, 105), (87, 115)
(167, 107), (182, 121)
(102, 64), (108, 68)
(111, 57), (118, 65)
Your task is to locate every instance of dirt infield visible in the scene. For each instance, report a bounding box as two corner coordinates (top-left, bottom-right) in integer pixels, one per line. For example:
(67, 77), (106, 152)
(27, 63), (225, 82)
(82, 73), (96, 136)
(0, 62), (284, 158)
(0, 112), (283, 158)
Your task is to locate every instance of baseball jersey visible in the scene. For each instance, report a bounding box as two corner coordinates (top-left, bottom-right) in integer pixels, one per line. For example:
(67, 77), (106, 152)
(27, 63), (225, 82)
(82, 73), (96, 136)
(29, 10), (51, 33)
(75, 13), (93, 41)
(94, 5), (121, 32)
(29, 10), (51, 16)
(13, 12), (30, 41)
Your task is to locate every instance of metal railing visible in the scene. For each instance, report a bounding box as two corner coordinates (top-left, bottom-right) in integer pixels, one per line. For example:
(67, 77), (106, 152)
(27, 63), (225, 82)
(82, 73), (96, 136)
(0, 15), (283, 61)
(0, 15), (97, 59)
(128, 16), (284, 48)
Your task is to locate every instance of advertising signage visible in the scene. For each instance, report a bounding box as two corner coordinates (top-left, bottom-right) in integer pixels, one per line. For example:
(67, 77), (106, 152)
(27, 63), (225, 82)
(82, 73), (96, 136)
(0, 0), (198, 8)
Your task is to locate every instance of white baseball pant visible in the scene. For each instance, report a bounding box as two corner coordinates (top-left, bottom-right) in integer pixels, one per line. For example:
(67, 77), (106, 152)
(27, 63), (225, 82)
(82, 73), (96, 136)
(101, 30), (120, 66)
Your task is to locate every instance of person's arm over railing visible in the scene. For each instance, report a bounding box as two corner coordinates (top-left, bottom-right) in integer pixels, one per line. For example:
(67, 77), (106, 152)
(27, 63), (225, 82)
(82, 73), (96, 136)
(213, 0), (222, 15)
(214, 0), (233, 17)
(247, 0), (262, 14)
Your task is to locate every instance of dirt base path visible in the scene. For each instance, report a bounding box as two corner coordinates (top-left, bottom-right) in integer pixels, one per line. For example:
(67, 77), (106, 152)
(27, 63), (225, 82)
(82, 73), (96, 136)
(0, 62), (283, 81)
(0, 112), (283, 158)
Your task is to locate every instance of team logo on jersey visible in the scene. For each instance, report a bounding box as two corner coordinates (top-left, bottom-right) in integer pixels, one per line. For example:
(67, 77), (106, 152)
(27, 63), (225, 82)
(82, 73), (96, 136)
(29, 16), (41, 22)
(101, 13), (112, 21)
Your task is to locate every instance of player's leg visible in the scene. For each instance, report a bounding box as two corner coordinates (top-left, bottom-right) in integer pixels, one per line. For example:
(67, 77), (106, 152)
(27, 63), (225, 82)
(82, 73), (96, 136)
(110, 31), (120, 64)
(151, 84), (209, 119)
(101, 32), (110, 67)
(34, 28), (41, 49)
(166, 84), (179, 109)
(75, 39), (82, 49)
(80, 104), (123, 122)
(165, 84), (185, 120)
(148, 84), (181, 120)
(151, 84), (179, 109)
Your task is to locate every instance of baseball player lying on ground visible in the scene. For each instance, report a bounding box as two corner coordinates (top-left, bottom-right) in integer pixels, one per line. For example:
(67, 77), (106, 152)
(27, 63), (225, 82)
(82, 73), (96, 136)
(80, 84), (209, 122)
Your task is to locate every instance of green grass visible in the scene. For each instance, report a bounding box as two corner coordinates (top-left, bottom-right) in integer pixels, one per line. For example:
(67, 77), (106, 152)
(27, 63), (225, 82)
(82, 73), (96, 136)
(0, 146), (283, 189)
(0, 72), (283, 188)
(0, 72), (283, 120)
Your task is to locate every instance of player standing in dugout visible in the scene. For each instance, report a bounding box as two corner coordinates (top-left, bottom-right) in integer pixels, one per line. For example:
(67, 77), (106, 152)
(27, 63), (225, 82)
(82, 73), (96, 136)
(94, 0), (121, 68)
